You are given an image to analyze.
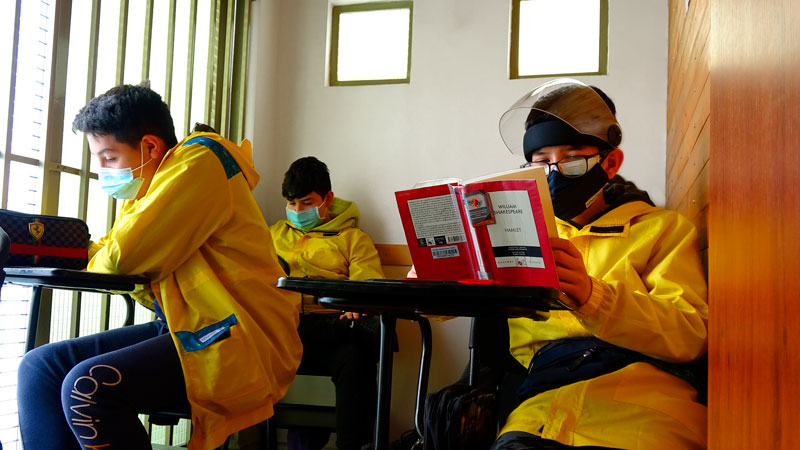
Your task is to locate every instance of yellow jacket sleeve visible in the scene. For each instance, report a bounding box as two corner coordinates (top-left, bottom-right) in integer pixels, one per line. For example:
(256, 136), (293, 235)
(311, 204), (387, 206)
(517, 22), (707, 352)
(87, 145), (231, 281)
(346, 231), (384, 281)
(573, 211), (708, 363)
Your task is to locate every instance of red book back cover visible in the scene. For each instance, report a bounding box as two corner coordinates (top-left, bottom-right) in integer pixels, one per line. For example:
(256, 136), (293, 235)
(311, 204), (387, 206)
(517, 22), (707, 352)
(395, 183), (485, 281)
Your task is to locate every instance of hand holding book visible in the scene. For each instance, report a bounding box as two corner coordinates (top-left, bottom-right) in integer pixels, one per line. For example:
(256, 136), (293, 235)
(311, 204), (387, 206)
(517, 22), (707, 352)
(549, 237), (592, 306)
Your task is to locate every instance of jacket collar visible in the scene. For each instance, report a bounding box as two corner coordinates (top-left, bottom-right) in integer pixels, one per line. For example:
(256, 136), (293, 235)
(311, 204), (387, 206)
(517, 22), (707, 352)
(557, 177), (658, 237)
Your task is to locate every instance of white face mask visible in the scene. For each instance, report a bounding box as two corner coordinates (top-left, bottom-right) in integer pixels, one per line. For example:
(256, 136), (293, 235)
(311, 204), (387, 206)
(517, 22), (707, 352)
(98, 146), (152, 200)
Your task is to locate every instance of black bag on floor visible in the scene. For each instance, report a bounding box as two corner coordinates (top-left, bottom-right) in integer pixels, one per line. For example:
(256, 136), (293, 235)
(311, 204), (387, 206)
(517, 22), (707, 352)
(0, 209), (89, 270)
(423, 383), (497, 450)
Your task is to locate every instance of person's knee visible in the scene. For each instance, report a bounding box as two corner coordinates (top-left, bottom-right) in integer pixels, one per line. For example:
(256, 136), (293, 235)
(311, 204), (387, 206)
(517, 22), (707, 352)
(61, 359), (124, 414)
(18, 344), (58, 390)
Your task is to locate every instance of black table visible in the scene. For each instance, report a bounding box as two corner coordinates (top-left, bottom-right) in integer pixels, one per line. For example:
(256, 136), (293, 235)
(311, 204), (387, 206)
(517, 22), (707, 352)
(276, 277), (566, 450)
(2, 267), (149, 352)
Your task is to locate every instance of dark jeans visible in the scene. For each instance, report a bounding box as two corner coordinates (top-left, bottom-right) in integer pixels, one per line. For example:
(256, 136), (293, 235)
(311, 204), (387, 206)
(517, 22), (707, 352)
(490, 432), (621, 450)
(289, 314), (380, 450)
(17, 320), (187, 450)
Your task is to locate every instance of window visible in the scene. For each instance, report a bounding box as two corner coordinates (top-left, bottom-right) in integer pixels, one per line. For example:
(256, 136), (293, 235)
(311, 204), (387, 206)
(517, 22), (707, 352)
(329, 1), (413, 86)
(0, 0), (252, 446)
(510, 0), (608, 78)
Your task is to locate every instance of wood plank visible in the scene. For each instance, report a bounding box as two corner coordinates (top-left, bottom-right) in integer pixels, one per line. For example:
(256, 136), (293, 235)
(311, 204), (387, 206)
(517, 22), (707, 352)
(375, 243), (412, 266)
(709, 0), (800, 447)
(667, 1), (710, 178)
(667, 75), (710, 196)
(667, 68), (709, 182)
(375, 243), (412, 279)
(686, 160), (710, 221)
(667, 0), (709, 104)
(667, 27), (710, 178)
(667, 105), (710, 207)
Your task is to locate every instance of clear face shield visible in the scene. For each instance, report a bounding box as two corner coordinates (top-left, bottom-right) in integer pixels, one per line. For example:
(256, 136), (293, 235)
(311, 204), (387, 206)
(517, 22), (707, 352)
(498, 78), (622, 158)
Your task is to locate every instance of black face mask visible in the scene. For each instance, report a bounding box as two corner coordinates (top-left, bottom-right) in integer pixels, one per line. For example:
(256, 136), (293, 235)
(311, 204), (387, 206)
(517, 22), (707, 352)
(547, 163), (610, 220)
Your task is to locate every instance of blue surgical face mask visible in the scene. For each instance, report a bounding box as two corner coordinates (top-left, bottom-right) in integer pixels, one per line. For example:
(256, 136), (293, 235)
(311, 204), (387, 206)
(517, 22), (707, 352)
(98, 146), (152, 200)
(286, 206), (323, 231)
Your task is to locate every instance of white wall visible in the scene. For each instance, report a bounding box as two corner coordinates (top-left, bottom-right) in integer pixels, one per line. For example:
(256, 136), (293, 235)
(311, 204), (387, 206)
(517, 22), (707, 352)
(245, 0), (668, 440)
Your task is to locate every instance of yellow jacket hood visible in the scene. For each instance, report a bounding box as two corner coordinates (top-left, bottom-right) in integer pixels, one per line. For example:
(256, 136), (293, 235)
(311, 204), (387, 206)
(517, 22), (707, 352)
(166, 132), (260, 190)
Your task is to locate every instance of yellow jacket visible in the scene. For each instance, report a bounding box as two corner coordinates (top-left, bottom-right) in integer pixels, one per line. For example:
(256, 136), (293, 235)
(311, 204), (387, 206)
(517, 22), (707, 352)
(88, 132), (302, 450)
(269, 197), (384, 310)
(501, 197), (708, 449)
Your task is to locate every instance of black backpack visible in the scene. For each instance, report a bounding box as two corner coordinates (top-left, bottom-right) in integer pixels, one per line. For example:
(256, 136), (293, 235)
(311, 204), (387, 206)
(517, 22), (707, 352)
(422, 383), (497, 450)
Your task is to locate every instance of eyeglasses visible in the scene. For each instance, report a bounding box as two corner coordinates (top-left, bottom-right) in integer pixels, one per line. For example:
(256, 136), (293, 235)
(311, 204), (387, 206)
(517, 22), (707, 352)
(519, 152), (609, 177)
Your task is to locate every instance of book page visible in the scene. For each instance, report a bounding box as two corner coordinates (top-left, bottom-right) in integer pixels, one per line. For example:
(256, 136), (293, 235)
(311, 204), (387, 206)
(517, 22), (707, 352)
(485, 190), (545, 268)
(464, 166), (556, 237)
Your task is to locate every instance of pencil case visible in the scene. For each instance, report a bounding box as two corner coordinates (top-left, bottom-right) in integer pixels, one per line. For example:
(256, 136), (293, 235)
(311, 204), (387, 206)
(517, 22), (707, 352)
(0, 209), (89, 270)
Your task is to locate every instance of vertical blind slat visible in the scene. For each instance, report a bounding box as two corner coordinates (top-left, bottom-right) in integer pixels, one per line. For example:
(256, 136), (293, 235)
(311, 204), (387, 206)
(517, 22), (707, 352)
(142, 0), (155, 82)
(41, 0), (74, 216)
(184, 0), (199, 137)
(77, 0), (102, 222)
(1, 0), (23, 209)
(164, 0), (177, 107)
(116, 0), (130, 87)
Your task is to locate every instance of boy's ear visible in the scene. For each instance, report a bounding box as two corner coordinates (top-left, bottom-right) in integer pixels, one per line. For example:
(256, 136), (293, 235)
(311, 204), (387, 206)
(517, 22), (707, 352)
(141, 134), (168, 161)
(324, 190), (335, 204)
(602, 148), (624, 179)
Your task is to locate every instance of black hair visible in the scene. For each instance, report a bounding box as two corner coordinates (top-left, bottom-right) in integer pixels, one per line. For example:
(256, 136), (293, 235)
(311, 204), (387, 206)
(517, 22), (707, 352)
(72, 82), (178, 149)
(192, 122), (218, 134)
(524, 84), (617, 130)
(281, 156), (332, 200)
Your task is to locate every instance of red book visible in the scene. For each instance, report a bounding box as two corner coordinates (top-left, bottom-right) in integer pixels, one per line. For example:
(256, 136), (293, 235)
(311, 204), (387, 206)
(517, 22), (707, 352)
(395, 168), (560, 288)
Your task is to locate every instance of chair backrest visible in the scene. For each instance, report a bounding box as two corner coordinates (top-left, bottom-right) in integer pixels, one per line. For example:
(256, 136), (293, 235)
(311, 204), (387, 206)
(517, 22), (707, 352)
(375, 244), (412, 279)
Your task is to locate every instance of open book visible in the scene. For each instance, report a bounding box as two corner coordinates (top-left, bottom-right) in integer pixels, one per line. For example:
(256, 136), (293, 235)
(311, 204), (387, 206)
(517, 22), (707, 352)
(395, 167), (560, 288)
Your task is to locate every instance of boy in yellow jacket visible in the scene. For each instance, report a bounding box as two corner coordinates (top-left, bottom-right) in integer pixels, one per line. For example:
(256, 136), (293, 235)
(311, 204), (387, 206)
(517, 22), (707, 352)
(487, 79), (709, 450)
(270, 156), (384, 450)
(16, 83), (302, 450)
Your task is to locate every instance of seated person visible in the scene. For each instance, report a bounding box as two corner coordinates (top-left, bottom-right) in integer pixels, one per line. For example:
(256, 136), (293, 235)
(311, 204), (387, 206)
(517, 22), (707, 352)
(489, 79), (709, 449)
(16, 83), (302, 450)
(270, 156), (384, 450)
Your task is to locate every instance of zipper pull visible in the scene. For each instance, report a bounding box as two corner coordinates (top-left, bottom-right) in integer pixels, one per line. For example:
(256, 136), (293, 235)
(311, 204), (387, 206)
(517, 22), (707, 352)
(567, 348), (596, 371)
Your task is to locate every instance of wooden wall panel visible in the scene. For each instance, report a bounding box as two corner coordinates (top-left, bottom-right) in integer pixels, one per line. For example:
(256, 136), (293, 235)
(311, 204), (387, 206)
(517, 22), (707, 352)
(708, 0), (800, 448)
(666, 0), (710, 263)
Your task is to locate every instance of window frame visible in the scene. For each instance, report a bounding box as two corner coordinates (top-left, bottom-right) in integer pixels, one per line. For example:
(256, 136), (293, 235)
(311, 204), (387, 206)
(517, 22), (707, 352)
(329, 1), (414, 87)
(509, 0), (609, 79)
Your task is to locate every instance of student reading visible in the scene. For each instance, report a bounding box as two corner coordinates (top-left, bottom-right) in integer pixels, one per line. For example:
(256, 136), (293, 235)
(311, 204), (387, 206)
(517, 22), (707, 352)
(490, 78), (709, 450)
(16, 83), (302, 450)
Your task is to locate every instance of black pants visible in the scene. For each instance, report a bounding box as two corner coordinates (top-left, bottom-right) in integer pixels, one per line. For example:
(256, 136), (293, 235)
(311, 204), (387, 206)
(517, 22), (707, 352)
(490, 432), (621, 450)
(290, 314), (380, 450)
